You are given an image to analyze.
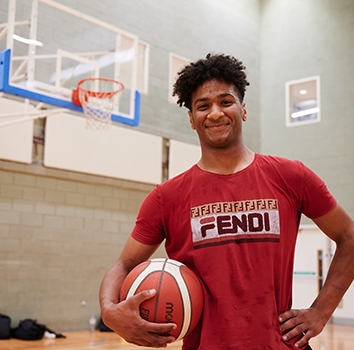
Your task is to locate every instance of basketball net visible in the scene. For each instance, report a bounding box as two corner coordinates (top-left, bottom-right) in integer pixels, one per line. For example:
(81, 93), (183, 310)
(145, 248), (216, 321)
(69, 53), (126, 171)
(76, 78), (124, 130)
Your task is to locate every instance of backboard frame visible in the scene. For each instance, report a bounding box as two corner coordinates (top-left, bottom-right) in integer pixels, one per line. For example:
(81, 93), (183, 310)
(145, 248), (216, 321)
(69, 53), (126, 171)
(0, 0), (141, 126)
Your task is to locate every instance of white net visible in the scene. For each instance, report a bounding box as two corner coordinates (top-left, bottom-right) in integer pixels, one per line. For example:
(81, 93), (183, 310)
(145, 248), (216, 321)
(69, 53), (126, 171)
(77, 78), (124, 130)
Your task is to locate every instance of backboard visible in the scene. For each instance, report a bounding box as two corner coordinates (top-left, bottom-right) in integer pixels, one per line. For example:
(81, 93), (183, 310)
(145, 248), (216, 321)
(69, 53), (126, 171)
(0, 0), (141, 126)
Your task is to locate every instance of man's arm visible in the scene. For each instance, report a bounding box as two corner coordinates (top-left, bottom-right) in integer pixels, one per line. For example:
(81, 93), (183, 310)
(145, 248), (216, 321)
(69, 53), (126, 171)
(99, 236), (177, 348)
(279, 204), (354, 348)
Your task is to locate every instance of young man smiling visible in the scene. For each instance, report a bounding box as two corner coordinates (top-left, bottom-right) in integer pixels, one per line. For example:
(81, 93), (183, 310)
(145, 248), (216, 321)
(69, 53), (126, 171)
(188, 79), (253, 174)
(99, 54), (354, 349)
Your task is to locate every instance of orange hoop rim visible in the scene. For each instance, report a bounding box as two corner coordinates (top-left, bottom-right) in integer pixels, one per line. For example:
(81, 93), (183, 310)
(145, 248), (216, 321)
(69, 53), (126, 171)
(77, 77), (124, 99)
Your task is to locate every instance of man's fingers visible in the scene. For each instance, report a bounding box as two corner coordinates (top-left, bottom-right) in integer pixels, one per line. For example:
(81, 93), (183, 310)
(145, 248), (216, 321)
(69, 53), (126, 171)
(279, 309), (307, 344)
(101, 288), (178, 348)
(127, 289), (156, 307)
(122, 290), (177, 347)
(125, 289), (178, 332)
(148, 323), (177, 335)
(135, 323), (176, 348)
(279, 313), (300, 333)
(279, 308), (327, 348)
(148, 331), (176, 343)
(279, 309), (298, 324)
(123, 320), (176, 348)
(281, 324), (305, 342)
(294, 331), (312, 349)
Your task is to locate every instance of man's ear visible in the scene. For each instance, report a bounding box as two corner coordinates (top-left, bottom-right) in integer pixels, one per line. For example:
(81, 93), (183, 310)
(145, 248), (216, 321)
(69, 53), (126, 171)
(189, 111), (196, 130)
(242, 103), (247, 122)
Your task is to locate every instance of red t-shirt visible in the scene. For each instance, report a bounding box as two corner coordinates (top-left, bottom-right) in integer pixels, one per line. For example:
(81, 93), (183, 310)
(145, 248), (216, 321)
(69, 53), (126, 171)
(132, 154), (337, 349)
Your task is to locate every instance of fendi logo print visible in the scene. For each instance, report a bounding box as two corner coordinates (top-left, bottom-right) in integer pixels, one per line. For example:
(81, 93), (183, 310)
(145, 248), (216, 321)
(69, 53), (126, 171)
(191, 199), (280, 249)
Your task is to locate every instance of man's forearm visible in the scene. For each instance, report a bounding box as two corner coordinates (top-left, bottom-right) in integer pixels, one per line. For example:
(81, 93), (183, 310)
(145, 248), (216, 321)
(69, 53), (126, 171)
(100, 261), (129, 308)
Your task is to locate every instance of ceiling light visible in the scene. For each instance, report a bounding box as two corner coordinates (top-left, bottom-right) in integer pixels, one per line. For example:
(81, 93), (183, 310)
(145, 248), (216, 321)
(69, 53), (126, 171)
(13, 34), (43, 47)
(299, 89), (307, 95)
(291, 107), (319, 119)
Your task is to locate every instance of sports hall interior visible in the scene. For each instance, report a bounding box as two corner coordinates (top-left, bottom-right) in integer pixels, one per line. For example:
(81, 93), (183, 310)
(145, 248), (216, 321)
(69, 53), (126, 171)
(0, 0), (353, 349)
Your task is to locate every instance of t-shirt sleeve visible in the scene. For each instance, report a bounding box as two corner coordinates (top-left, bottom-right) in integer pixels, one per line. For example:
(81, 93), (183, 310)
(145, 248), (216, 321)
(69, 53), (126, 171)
(131, 186), (166, 245)
(300, 163), (337, 219)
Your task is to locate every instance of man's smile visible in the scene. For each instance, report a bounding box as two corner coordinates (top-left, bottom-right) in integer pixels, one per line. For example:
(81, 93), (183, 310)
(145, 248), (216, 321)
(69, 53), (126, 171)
(205, 121), (230, 129)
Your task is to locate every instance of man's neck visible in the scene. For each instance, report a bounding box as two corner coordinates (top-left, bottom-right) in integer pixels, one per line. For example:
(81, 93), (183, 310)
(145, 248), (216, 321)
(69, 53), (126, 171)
(197, 145), (255, 175)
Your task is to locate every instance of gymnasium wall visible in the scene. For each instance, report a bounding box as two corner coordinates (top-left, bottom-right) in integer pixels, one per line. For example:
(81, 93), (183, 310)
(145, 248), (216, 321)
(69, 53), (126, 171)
(260, 0), (354, 325)
(44, 0), (262, 151)
(0, 160), (165, 330)
(0, 0), (262, 332)
(260, 0), (354, 219)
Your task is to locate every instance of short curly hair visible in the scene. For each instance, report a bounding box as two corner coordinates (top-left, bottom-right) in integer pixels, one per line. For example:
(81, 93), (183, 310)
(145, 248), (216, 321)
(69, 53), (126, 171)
(172, 53), (250, 111)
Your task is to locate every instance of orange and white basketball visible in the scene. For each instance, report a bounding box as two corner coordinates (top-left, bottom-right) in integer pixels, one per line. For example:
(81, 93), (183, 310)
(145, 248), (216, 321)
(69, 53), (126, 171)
(119, 258), (204, 342)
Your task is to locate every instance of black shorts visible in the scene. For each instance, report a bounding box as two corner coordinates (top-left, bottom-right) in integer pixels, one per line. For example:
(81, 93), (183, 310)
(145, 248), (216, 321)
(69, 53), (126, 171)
(304, 346), (313, 350)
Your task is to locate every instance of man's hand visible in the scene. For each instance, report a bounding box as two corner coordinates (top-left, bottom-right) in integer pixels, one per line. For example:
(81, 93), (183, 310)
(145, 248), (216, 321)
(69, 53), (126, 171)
(99, 238), (175, 347)
(101, 288), (177, 348)
(279, 307), (327, 348)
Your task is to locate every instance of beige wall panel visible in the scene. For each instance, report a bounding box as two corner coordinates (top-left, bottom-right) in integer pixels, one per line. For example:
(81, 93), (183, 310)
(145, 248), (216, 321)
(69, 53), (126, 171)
(0, 98), (34, 164)
(44, 114), (162, 184)
(169, 139), (201, 179)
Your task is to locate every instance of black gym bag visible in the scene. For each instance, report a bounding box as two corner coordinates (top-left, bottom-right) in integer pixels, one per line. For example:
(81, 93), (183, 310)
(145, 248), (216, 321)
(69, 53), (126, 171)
(11, 319), (66, 340)
(0, 314), (11, 339)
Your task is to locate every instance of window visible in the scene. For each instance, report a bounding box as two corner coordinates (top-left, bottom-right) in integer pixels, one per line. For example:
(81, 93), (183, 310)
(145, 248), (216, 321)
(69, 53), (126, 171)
(286, 76), (320, 127)
(169, 53), (191, 104)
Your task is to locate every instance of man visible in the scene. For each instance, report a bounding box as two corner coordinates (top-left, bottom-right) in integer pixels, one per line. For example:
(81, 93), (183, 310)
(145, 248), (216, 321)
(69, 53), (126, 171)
(99, 54), (354, 349)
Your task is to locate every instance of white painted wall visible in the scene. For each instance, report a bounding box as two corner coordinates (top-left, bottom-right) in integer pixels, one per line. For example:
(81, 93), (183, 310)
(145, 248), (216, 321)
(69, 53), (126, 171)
(293, 225), (354, 325)
(44, 113), (163, 184)
(168, 139), (201, 179)
(0, 98), (34, 164)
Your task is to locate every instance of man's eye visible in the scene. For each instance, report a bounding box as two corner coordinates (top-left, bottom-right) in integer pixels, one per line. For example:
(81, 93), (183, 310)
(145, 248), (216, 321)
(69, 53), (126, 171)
(222, 100), (232, 105)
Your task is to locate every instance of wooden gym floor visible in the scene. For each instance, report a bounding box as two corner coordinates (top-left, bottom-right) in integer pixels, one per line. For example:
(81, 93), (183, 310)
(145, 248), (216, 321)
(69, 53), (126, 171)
(0, 323), (353, 350)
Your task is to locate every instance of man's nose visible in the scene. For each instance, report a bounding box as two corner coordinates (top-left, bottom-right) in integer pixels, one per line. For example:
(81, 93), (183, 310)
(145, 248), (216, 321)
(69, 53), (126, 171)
(207, 105), (224, 120)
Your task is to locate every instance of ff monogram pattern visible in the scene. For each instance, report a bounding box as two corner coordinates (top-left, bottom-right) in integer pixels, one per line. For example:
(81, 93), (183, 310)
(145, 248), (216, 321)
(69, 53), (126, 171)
(191, 199), (280, 249)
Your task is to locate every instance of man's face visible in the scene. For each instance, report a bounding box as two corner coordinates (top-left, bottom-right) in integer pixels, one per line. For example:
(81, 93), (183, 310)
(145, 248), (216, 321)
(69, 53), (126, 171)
(188, 79), (247, 150)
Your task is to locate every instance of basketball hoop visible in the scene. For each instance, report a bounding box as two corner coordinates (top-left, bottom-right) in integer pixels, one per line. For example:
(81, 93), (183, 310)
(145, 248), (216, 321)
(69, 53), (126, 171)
(72, 78), (124, 130)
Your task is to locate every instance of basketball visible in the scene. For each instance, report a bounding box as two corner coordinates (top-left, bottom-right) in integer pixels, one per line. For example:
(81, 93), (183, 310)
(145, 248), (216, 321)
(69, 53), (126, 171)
(119, 258), (204, 342)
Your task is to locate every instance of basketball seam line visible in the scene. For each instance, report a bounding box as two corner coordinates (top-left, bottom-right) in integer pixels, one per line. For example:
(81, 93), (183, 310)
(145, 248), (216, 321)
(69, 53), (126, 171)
(154, 258), (167, 322)
(125, 260), (151, 300)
